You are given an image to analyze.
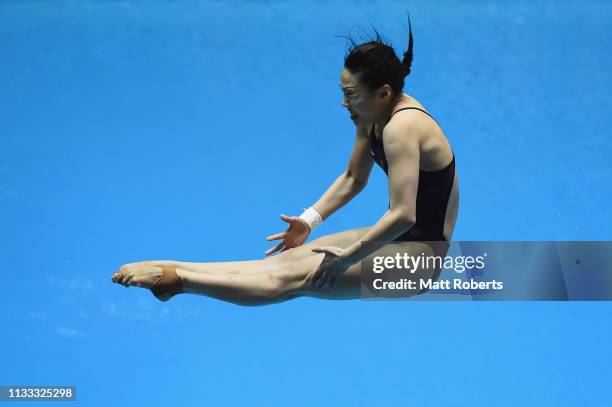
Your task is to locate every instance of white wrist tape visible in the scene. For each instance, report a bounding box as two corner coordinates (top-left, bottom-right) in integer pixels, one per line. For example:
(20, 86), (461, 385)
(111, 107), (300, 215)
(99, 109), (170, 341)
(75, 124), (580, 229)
(299, 207), (323, 231)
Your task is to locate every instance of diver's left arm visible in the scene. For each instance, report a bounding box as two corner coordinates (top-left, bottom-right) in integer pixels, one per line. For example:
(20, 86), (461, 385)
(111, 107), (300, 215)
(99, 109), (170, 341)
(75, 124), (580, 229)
(340, 119), (421, 266)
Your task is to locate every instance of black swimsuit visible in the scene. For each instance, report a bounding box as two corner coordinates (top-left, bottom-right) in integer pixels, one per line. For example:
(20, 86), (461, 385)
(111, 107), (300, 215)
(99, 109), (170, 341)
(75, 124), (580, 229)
(369, 107), (455, 247)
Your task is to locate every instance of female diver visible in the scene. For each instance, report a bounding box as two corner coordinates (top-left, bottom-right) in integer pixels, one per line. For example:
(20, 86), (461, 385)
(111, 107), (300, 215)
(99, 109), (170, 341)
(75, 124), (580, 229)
(111, 16), (459, 305)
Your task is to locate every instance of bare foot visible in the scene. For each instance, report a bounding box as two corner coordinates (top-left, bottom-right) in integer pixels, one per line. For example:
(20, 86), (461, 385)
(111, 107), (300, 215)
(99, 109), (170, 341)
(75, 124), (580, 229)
(112, 264), (184, 302)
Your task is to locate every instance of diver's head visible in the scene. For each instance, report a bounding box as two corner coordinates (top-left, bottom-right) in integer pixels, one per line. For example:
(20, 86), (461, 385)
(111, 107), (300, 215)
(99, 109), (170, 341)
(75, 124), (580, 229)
(337, 13), (414, 125)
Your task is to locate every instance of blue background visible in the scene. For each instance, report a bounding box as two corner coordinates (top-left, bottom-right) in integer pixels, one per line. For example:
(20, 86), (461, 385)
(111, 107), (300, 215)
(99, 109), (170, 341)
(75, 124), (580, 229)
(1, 1), (611, 405)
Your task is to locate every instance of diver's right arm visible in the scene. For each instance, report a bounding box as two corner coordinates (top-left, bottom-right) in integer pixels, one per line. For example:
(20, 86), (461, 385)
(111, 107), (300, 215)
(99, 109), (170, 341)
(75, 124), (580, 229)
(309, 124), (373, 220)
(265, 124), (374, 255)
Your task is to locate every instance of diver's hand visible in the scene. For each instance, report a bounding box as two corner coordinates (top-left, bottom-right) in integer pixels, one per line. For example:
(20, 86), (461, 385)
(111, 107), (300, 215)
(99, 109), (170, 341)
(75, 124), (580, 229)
(265, 214), (311, 255)
(310, 246), (351, 290)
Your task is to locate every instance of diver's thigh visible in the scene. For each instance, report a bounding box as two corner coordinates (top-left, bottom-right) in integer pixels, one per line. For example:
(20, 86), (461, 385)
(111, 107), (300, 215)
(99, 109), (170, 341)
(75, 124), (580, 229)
(306, 240), (438, 300)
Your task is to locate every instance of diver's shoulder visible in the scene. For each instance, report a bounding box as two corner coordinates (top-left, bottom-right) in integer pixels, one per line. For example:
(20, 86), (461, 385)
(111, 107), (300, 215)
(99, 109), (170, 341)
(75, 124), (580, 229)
(391, 99), (438, 134)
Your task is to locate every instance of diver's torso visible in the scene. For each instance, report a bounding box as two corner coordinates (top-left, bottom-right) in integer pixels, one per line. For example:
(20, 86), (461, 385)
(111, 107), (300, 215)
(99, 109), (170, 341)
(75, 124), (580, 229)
(370, 96), (459, 242)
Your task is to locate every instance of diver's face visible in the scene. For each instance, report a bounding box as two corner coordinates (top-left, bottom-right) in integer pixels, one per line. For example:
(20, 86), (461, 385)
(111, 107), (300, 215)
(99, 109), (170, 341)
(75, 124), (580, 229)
(339, 68), (376, 124)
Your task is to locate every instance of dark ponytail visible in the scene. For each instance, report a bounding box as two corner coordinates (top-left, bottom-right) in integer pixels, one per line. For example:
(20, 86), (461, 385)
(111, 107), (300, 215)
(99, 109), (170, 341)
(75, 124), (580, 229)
(401, 12), (414, 77)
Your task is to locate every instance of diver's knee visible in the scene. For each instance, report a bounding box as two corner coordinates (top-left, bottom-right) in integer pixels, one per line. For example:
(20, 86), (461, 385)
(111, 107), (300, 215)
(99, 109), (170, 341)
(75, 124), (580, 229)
(233, 275), (298, 307)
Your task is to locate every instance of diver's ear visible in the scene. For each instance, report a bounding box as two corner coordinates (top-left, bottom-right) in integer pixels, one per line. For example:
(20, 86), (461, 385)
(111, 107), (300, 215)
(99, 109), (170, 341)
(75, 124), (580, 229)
(379, 84), (393, 100)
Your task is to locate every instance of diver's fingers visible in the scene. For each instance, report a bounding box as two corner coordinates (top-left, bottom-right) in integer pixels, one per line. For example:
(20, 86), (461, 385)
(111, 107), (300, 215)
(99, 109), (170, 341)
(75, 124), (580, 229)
(266, 232), (286, 241)
(265, 241), (285, 256)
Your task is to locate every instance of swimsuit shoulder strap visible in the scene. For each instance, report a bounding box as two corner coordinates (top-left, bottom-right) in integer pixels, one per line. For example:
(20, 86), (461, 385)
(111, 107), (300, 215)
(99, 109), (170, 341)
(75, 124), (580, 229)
(371, 107), (440, 143)
(391, 107), (440, 126)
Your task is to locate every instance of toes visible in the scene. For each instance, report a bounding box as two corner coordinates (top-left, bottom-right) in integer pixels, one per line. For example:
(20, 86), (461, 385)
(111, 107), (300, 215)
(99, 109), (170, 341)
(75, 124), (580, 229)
(114, 272), (130, 287)
(113, 265), (129, 284)
(112, 265), (167, 289)
(123, 272), (135, 286)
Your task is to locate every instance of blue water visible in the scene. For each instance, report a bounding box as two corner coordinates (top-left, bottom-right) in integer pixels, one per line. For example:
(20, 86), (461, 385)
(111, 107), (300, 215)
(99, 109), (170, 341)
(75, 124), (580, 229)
(1, 1), (611, 405)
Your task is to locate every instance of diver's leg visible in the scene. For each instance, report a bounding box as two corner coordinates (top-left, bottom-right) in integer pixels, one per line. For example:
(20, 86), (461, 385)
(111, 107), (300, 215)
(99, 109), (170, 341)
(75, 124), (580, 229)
(126, 259), (265, 275)
(113, 240), (441, 305)
(175, 240), (441, 304)
(174, 265), (305, 306)
(126, 226), (372, 275)
(113, 254), (314, 306)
